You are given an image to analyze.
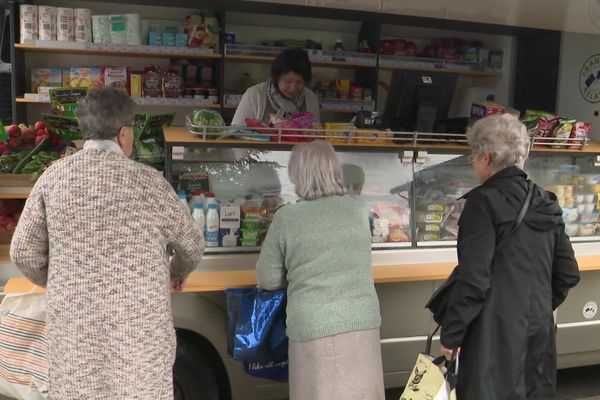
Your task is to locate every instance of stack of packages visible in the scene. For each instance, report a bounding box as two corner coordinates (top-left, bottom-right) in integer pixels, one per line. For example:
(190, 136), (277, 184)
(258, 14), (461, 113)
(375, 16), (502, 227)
(520, 110), (592, 148)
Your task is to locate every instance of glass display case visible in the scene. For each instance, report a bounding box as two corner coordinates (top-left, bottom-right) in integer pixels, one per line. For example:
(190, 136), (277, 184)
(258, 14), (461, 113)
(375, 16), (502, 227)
(164, 127), (600, 252)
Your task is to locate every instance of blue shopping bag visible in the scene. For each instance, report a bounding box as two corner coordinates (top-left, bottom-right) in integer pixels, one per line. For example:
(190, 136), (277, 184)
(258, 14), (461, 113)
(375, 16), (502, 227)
(225, 288), (288, 363)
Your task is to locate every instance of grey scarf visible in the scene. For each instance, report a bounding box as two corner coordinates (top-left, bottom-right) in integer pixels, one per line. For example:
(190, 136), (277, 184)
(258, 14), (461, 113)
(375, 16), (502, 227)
(266, 78), (306, 119)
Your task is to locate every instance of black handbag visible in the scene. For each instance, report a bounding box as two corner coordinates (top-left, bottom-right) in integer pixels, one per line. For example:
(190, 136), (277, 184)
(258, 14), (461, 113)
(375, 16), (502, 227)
(425, 180), (534, 324)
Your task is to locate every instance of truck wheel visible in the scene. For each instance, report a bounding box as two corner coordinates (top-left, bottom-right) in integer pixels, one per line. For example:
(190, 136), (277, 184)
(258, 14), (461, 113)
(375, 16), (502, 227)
(173, 331), (221, 400)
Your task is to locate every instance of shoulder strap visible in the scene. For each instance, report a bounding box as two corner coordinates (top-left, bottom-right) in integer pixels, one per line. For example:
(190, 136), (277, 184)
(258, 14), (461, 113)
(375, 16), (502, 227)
(495, 180), (534, 252)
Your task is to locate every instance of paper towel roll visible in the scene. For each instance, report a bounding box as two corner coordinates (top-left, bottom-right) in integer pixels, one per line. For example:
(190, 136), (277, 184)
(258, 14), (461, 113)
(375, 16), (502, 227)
(38, 6), (57, 41)
(75, 8), (92, 43)
(109, 15), (127, 45)
(125, 14), (142, 45)
(57, 8), (75, 42)
(92, 15), (111, 44)
(20, 5), (38, 43)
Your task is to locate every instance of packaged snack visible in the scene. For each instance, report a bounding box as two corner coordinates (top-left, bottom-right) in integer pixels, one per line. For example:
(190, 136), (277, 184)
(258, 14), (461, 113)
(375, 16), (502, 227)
(573, 122), (592, 140)
(57, 8), (74, 42)
(324, 122), (353, 144)
(32, 68), (63, 93)
(424, 223), (442, 232)
(142, 65), (163, 97)
(38, 6), (57, 41)
(20, 5), (38, 44)
(471, 101), (505, 119)
(352, 130), (392, 145)
(162, 69), (184, 98)
(102, 67), (129, 93)
(241, 204), (263, 221)
(426, 204), (446, 212)
(69, 67), (103, 89)
(552, 118), (576, 148)
(535, 116), (560, 138)
(74, 8), (92, 43)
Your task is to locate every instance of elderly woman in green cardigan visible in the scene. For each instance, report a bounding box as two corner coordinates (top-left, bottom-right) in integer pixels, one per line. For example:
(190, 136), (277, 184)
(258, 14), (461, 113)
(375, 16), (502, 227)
(256, 140), (384, 399)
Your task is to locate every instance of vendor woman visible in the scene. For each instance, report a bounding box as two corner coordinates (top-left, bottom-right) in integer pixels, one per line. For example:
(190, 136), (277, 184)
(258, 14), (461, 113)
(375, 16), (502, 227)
(232, 47), (320, 126)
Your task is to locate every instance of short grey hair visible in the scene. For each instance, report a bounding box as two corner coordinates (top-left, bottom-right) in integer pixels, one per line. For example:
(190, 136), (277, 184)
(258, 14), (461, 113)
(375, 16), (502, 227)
(76, 87), (136, 140)
(288, 141), (345, 200)
(467, 114), (530, 169)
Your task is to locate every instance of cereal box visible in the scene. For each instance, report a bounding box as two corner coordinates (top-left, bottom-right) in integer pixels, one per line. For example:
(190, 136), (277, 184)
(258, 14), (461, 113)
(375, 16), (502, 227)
(69, 67), (103, 89)
(31, 68), (63, 93)
(102, 67), (129, 93)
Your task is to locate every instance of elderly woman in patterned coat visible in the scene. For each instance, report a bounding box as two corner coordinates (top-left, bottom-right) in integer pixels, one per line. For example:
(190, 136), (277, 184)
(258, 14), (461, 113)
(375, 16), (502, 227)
(10, 87), (205, 399)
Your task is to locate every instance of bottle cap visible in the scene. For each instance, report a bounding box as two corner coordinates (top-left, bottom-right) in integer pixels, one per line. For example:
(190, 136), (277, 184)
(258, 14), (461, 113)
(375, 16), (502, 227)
(207, 193), (216, 198)
(192, 189), (204, 195)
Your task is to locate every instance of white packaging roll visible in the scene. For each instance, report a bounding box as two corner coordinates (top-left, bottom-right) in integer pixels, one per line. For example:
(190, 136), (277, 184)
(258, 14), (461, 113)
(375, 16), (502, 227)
(109, 15), (127, 45)
(75, 8), (92, 43)
(125, 14), (142, 45)
(19, 5), (38, 43)
(38, 6), (57, 41)
(57, 8), (75, 41)
(92, 15), (111, 43)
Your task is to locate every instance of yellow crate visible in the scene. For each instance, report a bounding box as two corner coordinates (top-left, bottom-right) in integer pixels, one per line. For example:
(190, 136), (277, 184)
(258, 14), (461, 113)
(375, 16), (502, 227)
(352, 130), (393, 145)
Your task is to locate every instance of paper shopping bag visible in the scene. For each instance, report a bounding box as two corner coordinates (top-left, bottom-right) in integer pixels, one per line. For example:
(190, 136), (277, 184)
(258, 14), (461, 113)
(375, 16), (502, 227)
(400, 354), (453, 400)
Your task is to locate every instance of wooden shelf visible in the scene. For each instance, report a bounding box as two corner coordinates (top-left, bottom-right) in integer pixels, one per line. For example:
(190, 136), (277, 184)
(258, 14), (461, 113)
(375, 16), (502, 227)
(5, 254), (600, 294)
(17, 97), (221, 109)
(225, 54), (376, 69)
(0, 188), (30, 199)
(15, 43), (221, 60)
(164, 127), (600, 155)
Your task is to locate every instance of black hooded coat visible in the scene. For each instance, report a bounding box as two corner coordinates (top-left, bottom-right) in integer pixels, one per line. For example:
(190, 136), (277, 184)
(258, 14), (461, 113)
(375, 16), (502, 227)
(440, 166), (580, 400)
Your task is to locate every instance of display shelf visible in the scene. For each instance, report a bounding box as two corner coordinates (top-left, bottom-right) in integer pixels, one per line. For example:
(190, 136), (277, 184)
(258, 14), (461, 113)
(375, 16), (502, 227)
(165, 126), (600, 155)
(225, 44), (377, 69)
(379, 54), (502, 77)
(17, 96), (221, 108)
(15, 42), (220, 60)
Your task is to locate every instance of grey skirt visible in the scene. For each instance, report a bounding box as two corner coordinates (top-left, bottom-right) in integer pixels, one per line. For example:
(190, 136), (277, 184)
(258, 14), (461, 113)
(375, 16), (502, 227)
(289, 328), (385, 400)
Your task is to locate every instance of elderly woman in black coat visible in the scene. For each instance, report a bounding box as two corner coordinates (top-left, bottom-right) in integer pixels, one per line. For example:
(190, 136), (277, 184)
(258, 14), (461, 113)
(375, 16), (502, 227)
(440, 114), (580, 400)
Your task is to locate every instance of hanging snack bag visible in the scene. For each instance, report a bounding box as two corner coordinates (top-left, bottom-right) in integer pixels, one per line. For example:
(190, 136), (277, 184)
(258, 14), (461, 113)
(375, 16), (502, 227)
(552, 118), (576, 149)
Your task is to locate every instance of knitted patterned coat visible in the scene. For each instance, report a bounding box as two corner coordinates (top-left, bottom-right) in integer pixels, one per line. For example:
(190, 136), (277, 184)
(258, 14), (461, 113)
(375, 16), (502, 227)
(10, 148), (205, 399)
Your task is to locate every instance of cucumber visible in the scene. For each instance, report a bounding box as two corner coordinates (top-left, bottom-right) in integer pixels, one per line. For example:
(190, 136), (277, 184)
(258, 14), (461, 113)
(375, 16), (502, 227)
(12, 135), (50, 174)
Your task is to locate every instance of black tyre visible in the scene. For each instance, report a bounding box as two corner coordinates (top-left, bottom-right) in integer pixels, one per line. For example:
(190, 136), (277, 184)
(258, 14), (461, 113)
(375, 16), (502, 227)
(173, 331), (222, 400)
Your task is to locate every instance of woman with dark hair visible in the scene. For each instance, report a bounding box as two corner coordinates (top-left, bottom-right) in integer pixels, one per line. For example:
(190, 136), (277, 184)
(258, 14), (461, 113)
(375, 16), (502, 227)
(232, 47), (320, 125)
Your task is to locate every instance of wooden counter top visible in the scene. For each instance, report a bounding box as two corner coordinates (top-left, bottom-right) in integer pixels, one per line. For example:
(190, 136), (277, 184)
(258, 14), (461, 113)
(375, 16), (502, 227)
(4, 255), (600, 295)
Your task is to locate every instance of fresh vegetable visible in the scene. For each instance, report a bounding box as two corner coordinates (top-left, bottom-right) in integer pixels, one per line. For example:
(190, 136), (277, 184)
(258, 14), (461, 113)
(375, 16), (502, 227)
(12, 135), (50, 174)
(20, 150), (60, 182)
(191, 109), (225, 128)
(0, 152), (26, 173)
(6, 124), (20, 138)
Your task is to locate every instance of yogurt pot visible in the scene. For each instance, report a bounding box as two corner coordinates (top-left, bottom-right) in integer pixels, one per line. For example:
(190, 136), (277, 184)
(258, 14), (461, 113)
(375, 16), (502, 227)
(565, 223), (579, 237)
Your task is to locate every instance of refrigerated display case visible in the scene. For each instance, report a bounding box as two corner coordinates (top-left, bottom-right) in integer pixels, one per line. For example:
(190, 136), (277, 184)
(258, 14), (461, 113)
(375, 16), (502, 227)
(160, 125), (600, 388)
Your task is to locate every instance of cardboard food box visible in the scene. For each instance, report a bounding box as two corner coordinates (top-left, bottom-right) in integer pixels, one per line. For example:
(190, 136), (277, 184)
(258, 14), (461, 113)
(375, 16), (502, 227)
(31, 68), (63, 93)
(353, 129), (392, 145)
(69, 67), (103, 89)
(220, 205), (241, 247)
(130, 72), (142, 97)
(102, 67), (129, 93)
